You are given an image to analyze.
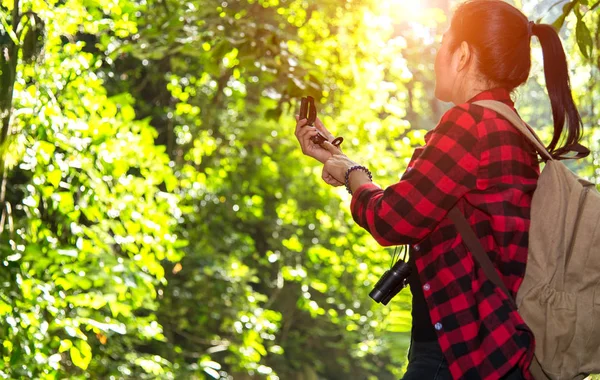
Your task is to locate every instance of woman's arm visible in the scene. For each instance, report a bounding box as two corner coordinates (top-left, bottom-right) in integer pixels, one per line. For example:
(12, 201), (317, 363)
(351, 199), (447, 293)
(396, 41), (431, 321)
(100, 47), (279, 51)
(326, 105), (482, 246)
(348, 170), (372, 193)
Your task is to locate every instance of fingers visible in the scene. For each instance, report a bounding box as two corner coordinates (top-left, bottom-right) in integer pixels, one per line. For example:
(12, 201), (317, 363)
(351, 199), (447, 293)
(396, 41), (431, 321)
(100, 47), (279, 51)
(323, 177), (344, 187)
(321, 140), (343, 155)
(294, 118), (308, 136)
(295, 121), (328, 160)
(295, 118), (317, 140)
(322, 168), (344, 187)
(322, 172), (335, 186)
(295, 118), (313, 151)
(295, 115), (335, 163)
(330, 178), (344, 187)
(314, 117), (335, 140)
(297, 125), (320, 146)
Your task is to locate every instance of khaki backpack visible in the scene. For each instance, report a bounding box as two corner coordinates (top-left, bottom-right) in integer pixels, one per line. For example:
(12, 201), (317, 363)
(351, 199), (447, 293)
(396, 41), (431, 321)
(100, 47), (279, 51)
(449, 100), (600, 380)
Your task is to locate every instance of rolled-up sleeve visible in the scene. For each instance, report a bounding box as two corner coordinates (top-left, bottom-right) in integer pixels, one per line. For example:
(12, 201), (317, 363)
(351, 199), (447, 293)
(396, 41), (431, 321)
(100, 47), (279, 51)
(350, 105), (481, 246)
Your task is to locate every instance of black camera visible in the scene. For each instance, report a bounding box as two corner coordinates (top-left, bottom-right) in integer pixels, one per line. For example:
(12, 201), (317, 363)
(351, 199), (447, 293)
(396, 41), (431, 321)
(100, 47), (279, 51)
(369, 257), (412, 305)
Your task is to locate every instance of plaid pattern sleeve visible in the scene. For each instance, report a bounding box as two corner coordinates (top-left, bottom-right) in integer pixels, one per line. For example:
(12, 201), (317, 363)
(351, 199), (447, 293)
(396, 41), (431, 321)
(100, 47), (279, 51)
(350, 104), (480, 246)
(350, 88), (539, 380)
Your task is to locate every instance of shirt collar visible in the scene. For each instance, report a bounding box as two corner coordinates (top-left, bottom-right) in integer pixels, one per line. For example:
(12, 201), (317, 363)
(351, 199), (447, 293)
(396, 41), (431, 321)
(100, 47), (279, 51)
(465, 87), (514, 107)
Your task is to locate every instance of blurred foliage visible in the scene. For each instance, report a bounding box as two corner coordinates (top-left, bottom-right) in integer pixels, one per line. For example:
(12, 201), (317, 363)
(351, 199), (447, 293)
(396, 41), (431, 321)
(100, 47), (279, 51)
(0, 0), (598, 378)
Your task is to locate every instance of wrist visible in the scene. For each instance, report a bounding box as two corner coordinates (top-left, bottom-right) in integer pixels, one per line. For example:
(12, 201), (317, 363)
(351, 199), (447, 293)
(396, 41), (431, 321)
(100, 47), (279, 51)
(349, 171), (371, 192)
(344, 165), (372, 195)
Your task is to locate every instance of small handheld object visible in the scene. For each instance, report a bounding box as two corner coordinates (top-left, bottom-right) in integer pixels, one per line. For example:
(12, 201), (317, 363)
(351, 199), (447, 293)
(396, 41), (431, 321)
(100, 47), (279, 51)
(299, 96), (344, 147)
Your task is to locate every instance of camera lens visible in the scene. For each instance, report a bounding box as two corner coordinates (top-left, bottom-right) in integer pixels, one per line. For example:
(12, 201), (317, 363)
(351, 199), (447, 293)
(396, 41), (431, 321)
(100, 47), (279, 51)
(369, 260), (412, 305)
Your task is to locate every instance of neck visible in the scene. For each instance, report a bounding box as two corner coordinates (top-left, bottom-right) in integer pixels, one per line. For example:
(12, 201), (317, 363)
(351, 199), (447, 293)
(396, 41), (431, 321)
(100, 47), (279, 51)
(451, 70), (495, 105)
(452, 83), (493, 105)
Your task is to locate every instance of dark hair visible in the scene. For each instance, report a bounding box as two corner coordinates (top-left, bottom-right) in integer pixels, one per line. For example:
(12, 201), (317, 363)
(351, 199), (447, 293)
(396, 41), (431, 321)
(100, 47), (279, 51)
(450, 0), (587, 158)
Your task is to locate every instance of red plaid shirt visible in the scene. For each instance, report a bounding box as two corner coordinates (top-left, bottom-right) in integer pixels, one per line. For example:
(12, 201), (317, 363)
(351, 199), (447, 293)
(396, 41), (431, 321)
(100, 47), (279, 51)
(351, 88), (539, 380)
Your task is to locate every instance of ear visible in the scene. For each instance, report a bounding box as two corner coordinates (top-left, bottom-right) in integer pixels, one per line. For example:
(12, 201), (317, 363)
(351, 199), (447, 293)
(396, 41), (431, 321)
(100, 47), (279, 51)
(455, 41), (473, 72)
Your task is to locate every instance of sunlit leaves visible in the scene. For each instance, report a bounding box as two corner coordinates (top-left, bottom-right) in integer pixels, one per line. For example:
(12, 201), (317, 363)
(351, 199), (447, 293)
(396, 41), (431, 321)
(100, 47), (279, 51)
(1, 0), (598, 378)
(573, 3), (594, 59)
(70, 340), (92, 370)
(1, 0), (183, 378)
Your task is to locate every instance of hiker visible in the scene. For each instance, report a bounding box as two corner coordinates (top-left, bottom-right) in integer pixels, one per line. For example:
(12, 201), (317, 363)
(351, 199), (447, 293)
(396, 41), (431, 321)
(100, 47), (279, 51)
(294, 0), (589, 379)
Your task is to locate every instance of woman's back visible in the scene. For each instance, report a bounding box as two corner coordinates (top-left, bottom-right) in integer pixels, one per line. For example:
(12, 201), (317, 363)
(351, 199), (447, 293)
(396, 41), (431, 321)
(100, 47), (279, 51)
(361, 86), (540, 378)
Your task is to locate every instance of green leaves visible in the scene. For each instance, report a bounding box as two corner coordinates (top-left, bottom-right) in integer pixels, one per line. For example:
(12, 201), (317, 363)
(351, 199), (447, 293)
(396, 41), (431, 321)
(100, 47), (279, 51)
(574, 5), (594, 59)
(575, 17), (593, 58)
(553, 0), (578, 30)
(70, 340), (92, 370)
(0, 0), (184, 377)
(551, 0), (597, 61)
(1, 0), (598, 378)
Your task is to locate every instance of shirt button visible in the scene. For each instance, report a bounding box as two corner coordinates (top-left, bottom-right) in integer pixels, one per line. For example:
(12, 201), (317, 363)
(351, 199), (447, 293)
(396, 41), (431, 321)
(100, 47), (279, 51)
(434, 322), (443, 331)
(414, 244), (420, 251)
(423, 283), (430, 291)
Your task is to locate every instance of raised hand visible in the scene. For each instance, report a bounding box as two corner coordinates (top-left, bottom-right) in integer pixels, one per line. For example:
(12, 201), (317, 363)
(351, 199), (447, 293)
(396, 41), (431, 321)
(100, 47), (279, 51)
(294, 115), (338, 164)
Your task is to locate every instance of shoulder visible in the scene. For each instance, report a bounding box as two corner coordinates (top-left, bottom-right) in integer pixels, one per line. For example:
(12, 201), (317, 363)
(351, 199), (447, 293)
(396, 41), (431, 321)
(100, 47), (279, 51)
(427, 102), (527, 158)
(437, 101), (514, 128)
(426, 104), (483, 149)
(447, 102), (539, 162)
(439, 103), (483, 125)
(438, 103), (474, 126)
(434, 102), (522, 140)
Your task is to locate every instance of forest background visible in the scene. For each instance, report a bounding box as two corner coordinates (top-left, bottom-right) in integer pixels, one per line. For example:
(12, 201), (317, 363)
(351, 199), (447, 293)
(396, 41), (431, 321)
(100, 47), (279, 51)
(1, 0), (599, 378)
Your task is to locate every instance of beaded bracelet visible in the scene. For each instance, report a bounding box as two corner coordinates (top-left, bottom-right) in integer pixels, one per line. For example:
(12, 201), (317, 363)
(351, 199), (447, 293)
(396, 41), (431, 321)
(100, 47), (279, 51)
(344, 165), (372, 195)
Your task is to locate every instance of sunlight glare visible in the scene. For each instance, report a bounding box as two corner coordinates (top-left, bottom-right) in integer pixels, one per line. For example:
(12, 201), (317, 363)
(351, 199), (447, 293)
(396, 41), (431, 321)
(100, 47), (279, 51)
(372, 0), (435, 43)
(381, 0), (426, 23)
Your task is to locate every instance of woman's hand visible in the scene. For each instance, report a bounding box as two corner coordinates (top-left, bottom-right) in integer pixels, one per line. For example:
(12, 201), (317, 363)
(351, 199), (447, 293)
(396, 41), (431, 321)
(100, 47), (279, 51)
(321, 141), (359, 184)
(322, 166), (345, 187)
(294, 115), (337, 164)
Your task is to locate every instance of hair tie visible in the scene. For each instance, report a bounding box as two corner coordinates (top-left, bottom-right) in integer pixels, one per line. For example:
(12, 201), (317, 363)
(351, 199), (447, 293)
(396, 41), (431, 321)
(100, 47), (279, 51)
(527, 21), (535, 37)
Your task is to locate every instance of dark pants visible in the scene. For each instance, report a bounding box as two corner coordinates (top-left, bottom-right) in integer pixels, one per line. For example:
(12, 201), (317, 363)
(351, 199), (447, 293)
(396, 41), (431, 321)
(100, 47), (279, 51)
(401, 338), (526, 380)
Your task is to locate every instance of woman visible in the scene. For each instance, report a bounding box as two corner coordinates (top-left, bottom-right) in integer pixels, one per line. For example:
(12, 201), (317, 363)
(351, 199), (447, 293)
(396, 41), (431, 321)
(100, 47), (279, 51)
(294, 0), (587, 379)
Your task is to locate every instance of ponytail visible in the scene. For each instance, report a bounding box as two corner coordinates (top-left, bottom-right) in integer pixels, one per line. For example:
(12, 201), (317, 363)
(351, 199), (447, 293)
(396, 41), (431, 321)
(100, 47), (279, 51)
(533, 24), (589, 158)
(449, 0), (589, 160)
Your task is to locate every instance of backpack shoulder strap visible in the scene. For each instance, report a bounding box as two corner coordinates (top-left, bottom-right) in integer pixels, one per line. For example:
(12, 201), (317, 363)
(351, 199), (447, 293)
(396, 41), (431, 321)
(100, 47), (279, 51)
(448, 206), (550, 379)
(472, 100), (554, 162)
(447, 207), (517, 308)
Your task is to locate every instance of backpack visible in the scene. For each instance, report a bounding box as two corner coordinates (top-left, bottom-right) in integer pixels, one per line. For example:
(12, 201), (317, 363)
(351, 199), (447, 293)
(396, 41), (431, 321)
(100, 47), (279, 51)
(448, 99), (600, 380)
